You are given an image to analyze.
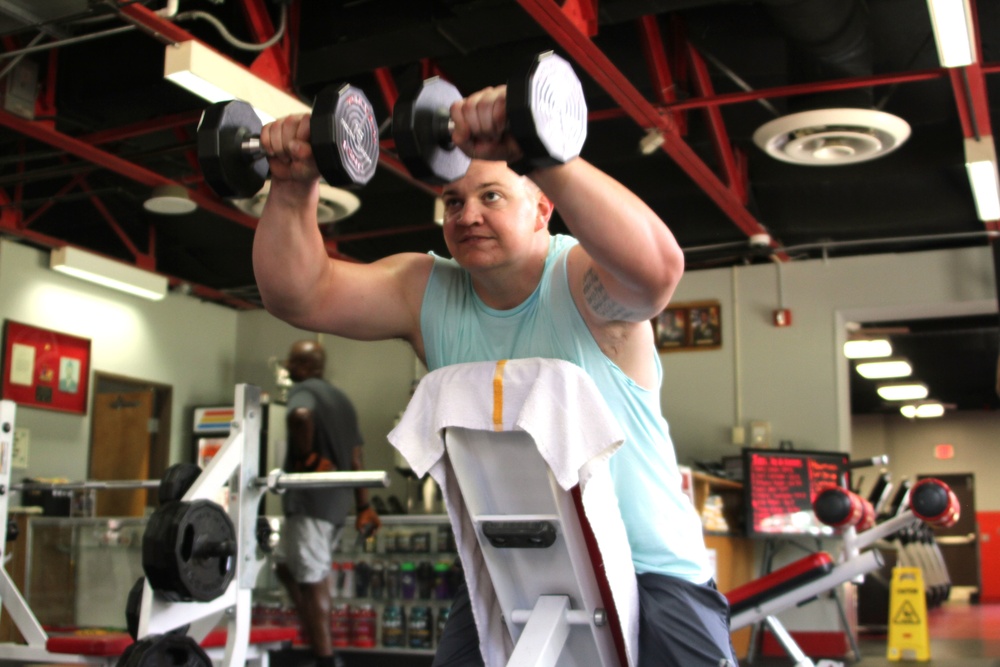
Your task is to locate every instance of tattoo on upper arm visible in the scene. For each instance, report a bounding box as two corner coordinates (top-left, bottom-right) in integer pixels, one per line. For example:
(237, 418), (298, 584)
(582, 268), (642, 321)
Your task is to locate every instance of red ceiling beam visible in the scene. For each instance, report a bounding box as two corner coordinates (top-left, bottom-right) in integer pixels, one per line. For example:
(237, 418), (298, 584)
(0, 108), (258, 230)
(665, 68), (949, 113)
(516, 0), (771, 242)
(80, 112), (202, 146)
(687, 43), (747, 206)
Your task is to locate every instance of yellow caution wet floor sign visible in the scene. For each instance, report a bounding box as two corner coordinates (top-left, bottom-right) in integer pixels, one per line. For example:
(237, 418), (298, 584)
(887, 567), (930, 661)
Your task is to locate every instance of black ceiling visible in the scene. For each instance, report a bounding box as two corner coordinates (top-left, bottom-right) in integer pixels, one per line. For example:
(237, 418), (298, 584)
(0, 0), (997, 416)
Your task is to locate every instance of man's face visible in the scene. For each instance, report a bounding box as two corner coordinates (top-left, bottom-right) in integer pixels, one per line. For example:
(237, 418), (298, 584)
(439, 160), (543, 270)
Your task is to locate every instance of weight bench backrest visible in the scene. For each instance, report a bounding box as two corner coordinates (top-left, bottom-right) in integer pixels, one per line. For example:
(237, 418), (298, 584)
(445, 426), (626, 667)
(726, 552), (834, 617)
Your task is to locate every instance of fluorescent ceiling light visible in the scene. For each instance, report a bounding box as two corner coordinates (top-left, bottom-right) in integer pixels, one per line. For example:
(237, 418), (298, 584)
(856, 358), (913, 379)
(50, 246), (168, 301)
(877, 382), (929, 401)
(964, 137), (1000, 221)
(926, 0), (976, 67)
(164, 40), (309, 123)
(900, 402), (946, 419)
(844, 338), (892, 359)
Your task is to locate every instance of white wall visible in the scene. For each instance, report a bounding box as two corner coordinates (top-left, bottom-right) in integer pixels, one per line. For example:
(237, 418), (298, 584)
(852, 410), (999, 509)
(0, 240), (238, 485)
(662, 246), (998, 474)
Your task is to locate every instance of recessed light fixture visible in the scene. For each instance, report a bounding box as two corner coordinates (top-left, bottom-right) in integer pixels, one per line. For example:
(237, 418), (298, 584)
(900, 402), (946, 419)
(877, 382), (929, 401)
(144, 184), (197, 215)
(856, 358), (913, 379)
(844, 339), (892, 359)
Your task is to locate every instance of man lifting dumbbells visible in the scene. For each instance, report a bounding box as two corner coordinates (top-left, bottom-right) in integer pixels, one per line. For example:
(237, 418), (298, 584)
(253, 52), (737, 667)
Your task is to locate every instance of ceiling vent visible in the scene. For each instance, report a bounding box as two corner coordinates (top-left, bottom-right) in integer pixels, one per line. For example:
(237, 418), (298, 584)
(753, 108), (911, 166)
(232, 181), (361, 223)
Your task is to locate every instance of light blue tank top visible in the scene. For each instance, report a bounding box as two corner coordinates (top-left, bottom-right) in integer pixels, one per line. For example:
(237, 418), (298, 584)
(420, 235), (712, 582)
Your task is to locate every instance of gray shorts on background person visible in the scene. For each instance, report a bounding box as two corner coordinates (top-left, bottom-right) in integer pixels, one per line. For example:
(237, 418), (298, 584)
(277, 515), (343, 584)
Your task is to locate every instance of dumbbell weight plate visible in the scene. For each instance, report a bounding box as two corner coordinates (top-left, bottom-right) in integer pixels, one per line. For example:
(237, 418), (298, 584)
(393, 77), (471, 185)
(311, 83), (380, 188)
(158, 463), (202, 504)
(118, 634), (212, 667)
(126, 577), (190, 640)
(507, 51), (588, 173)
(142, 500), (236, 602)
(197, 100), (268, 199)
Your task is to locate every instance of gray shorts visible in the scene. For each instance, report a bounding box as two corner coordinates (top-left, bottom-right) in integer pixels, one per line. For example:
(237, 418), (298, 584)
(276, 515), (343, 584)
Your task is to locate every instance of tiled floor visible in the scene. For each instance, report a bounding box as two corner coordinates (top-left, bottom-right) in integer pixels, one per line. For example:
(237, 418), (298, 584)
(753, 596), (1000, 667)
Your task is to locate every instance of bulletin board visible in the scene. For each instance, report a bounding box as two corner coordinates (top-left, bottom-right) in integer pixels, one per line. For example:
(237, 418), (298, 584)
(1, 320), (91, 414)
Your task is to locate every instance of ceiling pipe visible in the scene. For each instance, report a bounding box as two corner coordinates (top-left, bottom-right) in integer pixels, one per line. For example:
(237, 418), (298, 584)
(761, 0), (874, 111)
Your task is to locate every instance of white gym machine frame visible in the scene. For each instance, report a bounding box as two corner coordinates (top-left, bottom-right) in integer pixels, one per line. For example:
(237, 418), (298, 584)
(0, 384), (388, 667)
(730, 485), (955, 667)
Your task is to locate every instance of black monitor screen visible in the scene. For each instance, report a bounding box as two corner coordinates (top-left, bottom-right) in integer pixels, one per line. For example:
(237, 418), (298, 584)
(743, 448), (851, 538)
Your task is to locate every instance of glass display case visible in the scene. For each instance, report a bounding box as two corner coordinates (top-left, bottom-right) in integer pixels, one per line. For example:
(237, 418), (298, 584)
(23, 516), (146, 630)
(16, 512), (459, 658)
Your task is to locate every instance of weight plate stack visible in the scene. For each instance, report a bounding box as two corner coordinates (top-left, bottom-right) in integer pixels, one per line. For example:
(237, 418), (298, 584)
(117, 634), (212, 667)
(142, 500), (237, 602)
(158, 463), (202, 504)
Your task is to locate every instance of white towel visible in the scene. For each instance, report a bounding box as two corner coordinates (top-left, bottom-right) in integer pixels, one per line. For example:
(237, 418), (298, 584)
(388, 358), (639, 667)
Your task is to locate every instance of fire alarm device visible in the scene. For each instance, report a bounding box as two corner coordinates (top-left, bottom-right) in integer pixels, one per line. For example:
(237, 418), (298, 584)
(773, 309), (792, 327)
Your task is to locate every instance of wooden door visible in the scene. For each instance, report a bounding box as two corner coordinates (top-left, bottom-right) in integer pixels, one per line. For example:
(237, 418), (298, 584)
(89, 391), (154, 516)
(918, 473), (979, 591)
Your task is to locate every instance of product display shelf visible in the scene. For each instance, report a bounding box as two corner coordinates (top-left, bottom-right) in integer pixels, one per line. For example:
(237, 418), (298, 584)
(256, 513), (459, 657)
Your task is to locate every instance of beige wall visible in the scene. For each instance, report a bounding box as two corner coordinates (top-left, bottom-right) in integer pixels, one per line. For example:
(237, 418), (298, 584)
(0, 240), (238, 484)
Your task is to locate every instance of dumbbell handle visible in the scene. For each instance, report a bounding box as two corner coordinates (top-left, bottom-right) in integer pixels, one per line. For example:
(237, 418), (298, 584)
(242, 136), (263, 158)
(242, 124), (373, 166)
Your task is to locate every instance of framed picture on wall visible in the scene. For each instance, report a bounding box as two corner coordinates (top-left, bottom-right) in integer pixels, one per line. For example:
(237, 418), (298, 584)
(689, 303), (722, 348)
(654, 307), (690, 350)
(654, 300), (722, 352)
(1, 320), (91, 414)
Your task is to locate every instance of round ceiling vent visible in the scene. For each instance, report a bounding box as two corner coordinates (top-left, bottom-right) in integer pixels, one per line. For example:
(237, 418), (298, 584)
(232, 181), (361, 224)
(753, 108), (911, 166)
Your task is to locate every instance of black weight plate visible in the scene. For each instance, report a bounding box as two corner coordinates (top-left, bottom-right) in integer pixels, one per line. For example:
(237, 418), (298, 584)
(312, 83), (379, 188)
(393, 77), (470, 185)
(158, 463), (202, 504)
(142, 500), (236, 602)
(197, 100), (268, 199)
(120, 634), (212, 667)
(125, 577), (144, 639)
(126, 577), (191, 640)
(507, 52), (588, 172)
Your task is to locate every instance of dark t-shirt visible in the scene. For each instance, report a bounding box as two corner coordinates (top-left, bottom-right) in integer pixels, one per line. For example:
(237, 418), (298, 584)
(281, 377), (363, 524)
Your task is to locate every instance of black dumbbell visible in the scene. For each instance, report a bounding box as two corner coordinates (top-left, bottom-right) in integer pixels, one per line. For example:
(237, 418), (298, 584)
(197, 82), (380, 199)
(392, 51), (588, 184)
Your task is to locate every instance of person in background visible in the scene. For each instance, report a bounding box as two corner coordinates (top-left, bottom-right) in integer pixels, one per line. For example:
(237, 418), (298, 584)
(254, 83), (736, 666)
(274, 339), (381, 667)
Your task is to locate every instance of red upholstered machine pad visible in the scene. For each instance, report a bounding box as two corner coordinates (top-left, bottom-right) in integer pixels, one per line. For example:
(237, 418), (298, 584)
(726, 552), (834, 616)
(45, 626), (298, 656)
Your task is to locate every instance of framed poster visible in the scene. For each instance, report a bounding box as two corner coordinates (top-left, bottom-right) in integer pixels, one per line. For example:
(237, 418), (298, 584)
(654, 300), (722, 352)
(654, 307), (690, 350)
(1, 321), (91, 414)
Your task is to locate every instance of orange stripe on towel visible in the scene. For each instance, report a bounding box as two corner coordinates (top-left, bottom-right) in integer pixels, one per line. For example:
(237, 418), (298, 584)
(492, 360), (507, 431)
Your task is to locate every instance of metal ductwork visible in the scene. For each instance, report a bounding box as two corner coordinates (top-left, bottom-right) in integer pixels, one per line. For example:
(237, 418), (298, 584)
(754, 0), (910, 166)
